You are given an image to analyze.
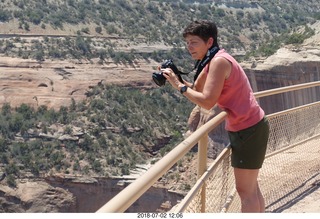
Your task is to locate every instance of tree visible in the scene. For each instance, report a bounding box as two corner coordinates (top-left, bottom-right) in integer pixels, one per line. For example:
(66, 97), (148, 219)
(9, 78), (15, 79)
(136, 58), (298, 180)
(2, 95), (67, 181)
(0, 153), (9, 164)
(80, 134), (93, 151)
(34, 50), (45, 62)
(216, 8), (226, 17)
(1, 103), (11, 116)
(58, 106), (69, 124)
(0, 9), (11, 22)
(24, 23), (30, 31)
(6, 175), (17, 188)
(0, 138), (8, 152)
(9, 114), (24, 133)
(75, 36), (91, 56)
(5, 162), (20, 176)
(73, 160), (80, 171)
(92, 160), (102, 172)
(95, 26), (102, 34)
(27, 9), (44, 25)
(16, 103), (34, 120)
(285, 33), (304, 44)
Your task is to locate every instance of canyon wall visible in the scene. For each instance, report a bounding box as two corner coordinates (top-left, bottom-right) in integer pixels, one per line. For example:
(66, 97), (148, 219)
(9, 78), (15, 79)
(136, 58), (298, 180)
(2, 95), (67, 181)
(245, 22), (320, 115)
(246, 60), (320, 115)
(0, 176), (184, 213)
(46, 176), (184, 213)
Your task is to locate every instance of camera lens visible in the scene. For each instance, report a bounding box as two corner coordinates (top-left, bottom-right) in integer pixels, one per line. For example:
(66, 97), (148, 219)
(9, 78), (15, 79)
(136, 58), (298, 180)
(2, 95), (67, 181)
(152, 72), (166, 86)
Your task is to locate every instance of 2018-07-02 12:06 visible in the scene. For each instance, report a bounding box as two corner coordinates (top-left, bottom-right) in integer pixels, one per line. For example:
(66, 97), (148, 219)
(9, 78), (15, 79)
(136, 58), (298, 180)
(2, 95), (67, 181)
(136, 212), (184, 219)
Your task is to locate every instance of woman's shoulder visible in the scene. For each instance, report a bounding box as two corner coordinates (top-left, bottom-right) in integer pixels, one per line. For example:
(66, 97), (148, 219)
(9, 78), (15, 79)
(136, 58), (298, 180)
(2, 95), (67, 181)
(216, 49), (233, 59)
(215, 49), (239, 65)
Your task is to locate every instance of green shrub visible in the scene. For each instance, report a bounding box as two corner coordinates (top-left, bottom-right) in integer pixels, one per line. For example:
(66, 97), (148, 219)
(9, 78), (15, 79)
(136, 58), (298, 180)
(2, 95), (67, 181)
(6, 175), (17, 188)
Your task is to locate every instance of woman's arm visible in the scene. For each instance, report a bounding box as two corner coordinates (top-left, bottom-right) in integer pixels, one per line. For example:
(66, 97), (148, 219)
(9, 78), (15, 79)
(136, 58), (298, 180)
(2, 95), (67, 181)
(182, 79), (194, 88)
(163, 57), (231, 110)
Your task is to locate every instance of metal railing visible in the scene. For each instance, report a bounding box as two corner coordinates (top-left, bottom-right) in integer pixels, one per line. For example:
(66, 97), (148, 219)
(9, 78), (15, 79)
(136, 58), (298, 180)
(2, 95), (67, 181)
(96, 81), (320, 213)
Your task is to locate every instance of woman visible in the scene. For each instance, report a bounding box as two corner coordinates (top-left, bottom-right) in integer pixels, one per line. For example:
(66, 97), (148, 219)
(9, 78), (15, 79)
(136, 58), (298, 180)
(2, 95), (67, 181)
(161, 20), (269, 213)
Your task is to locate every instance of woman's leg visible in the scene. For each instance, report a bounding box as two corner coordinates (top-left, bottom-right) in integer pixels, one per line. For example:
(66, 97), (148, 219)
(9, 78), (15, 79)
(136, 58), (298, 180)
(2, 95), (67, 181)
(234, 167), (265, 212)
(257, 183), (265, 212)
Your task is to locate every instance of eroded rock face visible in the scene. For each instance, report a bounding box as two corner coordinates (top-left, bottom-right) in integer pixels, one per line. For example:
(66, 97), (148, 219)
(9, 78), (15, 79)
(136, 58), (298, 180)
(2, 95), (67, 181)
(0, 176), (184, 213)
(0, 180), (76, 213)
(186, 105), (228, 159)
(44, 175), (184, 213)
(244, 60), (320, 115)
(0, 57), (155, 110)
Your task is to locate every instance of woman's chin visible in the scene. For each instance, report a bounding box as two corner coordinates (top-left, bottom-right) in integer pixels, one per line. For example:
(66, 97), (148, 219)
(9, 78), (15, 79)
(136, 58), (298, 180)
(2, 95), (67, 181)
(191, 54), (199, 59)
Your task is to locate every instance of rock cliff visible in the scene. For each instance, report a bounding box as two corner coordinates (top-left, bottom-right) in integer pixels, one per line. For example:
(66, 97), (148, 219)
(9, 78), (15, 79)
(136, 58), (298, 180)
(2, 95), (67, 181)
(242, 21), (320, 114)
(0, 174), (183, 213)
(0, 57), (155, 110)
(0, 179), (75, 212)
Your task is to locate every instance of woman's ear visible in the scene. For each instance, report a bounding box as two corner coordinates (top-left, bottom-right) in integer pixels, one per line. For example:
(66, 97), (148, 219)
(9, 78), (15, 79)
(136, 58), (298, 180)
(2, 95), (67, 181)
(207, 37), (214, 47)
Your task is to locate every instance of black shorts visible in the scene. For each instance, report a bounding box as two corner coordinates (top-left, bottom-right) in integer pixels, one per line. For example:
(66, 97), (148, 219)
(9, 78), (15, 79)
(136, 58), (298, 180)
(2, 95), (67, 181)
(227, 117), (269, 169)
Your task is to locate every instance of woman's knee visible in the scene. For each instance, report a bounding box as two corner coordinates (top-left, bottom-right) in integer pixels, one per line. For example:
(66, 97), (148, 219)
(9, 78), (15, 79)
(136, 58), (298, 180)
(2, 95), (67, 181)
(236, 184), (258, 199)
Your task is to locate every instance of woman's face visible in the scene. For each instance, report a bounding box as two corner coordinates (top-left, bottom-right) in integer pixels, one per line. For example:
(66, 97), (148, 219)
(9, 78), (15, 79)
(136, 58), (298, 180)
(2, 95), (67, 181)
(185, 35), (213, 60)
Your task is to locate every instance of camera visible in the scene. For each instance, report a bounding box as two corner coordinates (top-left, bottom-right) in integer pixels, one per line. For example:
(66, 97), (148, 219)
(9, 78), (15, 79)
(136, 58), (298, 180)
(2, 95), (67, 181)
(152, 59), (183, 86)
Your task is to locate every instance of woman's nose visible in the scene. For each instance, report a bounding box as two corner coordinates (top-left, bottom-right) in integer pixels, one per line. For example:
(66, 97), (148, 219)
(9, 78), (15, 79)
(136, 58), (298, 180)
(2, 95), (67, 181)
(186, 44), (193, 51)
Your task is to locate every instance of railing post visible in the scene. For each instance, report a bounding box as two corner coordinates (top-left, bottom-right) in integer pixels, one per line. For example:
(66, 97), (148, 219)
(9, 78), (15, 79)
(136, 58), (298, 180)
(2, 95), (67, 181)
(198, 134), (208, 213)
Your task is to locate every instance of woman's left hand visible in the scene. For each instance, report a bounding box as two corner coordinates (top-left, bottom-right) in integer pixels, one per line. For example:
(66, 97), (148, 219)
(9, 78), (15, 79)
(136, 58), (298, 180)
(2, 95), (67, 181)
(162, 68), (182, 90)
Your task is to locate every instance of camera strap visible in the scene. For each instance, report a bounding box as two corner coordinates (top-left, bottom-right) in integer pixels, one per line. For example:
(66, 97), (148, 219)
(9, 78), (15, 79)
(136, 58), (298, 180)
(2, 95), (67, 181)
(194, 46), (220, 81)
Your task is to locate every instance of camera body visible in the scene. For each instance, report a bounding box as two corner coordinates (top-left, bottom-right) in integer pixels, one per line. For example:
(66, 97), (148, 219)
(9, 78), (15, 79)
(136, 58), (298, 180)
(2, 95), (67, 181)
(152, 59), (182, 86)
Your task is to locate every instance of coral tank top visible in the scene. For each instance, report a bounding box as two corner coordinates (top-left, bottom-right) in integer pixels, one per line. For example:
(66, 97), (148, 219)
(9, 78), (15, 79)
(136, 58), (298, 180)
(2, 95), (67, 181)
(207, 49), (264, 131)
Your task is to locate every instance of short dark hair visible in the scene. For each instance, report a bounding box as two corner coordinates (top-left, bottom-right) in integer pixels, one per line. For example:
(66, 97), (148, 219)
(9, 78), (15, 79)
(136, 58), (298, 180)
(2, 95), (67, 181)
(183, 20), (219, 47)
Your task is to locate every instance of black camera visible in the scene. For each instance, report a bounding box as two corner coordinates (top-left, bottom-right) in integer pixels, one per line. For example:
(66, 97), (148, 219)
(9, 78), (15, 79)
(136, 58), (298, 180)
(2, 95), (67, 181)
(152, 59), (183, 86)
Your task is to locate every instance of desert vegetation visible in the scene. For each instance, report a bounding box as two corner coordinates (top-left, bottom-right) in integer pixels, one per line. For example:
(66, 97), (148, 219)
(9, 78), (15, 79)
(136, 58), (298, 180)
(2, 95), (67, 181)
(0, 84), (194, 188)
(0, 0), (319, 67)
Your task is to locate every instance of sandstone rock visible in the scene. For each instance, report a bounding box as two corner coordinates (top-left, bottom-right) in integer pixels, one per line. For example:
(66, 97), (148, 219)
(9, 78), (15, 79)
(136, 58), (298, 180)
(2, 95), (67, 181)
(186, 105), (228, 159)
(0, 180), (76, 213)
(0, 56), (154, 110)
(58, 134), (79, 141)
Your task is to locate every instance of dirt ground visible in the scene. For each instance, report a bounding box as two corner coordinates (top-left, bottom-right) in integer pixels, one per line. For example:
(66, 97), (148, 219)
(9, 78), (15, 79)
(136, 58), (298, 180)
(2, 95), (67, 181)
(283, 189), (320, 213)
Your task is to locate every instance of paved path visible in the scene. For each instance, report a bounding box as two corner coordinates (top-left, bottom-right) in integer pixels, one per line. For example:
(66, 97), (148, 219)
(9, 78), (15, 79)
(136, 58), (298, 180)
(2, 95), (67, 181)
(283, 187), (320, 213)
